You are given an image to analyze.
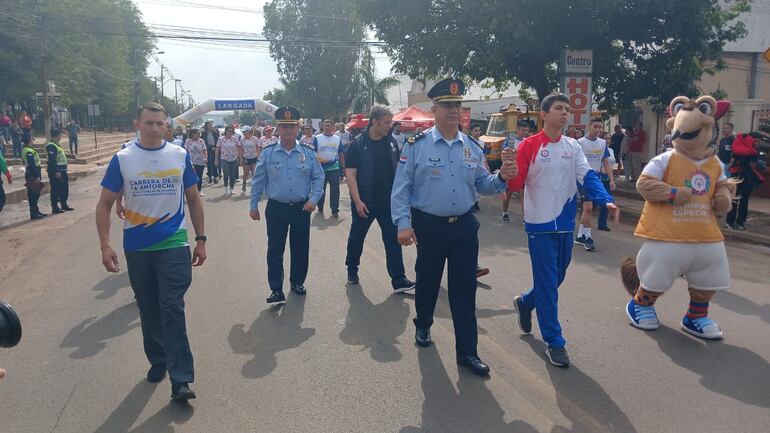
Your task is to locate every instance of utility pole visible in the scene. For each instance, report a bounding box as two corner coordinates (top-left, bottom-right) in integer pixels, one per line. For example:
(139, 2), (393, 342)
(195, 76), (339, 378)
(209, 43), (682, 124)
(36, 1), (51, 139)
(153, 77), (159, 102)
(160, 67), (165, 100)
(174, 79), (181, 116)
(132, 39), (141, 109)
(42, 54), (51, 140)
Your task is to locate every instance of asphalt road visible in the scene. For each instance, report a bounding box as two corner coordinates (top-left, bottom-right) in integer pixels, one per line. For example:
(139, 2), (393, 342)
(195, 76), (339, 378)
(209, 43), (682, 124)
(0, 172), (768, 433)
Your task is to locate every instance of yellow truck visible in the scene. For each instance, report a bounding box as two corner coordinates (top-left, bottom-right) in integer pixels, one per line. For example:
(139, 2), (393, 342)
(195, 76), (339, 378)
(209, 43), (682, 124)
(480, 106), (542, 169)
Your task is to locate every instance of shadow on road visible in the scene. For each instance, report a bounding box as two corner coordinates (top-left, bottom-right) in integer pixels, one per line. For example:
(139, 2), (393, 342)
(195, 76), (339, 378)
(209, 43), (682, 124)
(432, 287), (514, 336)
(339, 285), (409, 363)
(92, 272), (131, 300)
(228, 294), (315, 379)
(712, 290), (770, 325)
(521, 337), (639, 433)
(60, 302), (140, 359)
(399, 345), (538, 433)
(205, 194), (232, 203)
(645, 325), (770, 408)
(312, 212), (344, 230)
(94, 380), (194, 433)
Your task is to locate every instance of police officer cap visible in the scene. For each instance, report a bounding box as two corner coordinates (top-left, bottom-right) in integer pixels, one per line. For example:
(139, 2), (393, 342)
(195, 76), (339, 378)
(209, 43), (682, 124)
(427, 78), (465, 102)
(50, 127), (62, 137)
(275, 106), (301, 125)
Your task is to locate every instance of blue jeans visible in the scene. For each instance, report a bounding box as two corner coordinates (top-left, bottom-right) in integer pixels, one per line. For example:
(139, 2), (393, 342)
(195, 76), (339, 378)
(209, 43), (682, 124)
(345, 203), (405, 283)
(68, 136), (78, 154)
(520, 232), (573, 348)
(125, 246), (195, 384)
(597, 179), (613, 229)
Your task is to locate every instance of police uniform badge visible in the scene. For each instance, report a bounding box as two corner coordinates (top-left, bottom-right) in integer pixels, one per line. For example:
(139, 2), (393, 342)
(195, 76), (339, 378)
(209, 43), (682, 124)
(299, 152), (306, 162)
(464, 147), (471, 158)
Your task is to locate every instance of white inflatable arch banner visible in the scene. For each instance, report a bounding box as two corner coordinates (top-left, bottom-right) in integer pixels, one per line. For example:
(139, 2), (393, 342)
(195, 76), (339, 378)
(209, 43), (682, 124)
(173, 98), (278, 126)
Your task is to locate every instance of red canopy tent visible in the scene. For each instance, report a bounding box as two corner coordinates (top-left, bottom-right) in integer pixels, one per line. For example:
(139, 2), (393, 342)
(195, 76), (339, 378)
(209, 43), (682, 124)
(393, 106), (434, 132)
(346, 114), (368, 130)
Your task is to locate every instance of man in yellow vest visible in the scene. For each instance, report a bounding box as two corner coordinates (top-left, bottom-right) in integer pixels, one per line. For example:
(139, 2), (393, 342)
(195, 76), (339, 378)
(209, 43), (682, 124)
(22, 137), (46, 219)
(45, 128), (73, 214)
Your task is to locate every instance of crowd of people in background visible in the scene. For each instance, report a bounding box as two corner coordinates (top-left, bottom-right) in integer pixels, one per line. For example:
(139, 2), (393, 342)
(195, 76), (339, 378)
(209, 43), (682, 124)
(162, 113), (768, 238)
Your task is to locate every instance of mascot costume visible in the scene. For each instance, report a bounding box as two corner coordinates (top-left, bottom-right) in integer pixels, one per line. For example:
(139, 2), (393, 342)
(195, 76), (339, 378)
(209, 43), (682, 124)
(621, 95), (736, 339)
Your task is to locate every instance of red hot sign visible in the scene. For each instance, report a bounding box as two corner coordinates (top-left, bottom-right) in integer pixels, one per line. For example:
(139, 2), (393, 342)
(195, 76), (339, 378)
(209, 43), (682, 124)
(564, 76), (592, 130)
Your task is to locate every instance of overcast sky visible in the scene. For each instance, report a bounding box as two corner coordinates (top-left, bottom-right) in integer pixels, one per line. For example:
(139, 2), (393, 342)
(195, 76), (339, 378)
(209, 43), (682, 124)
(135, 0), (394, 105)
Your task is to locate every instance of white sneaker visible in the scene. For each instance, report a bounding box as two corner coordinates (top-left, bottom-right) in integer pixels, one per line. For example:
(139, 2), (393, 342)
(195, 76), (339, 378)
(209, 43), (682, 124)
(199, 192), (204, 197)
(224, 186), (230, 195)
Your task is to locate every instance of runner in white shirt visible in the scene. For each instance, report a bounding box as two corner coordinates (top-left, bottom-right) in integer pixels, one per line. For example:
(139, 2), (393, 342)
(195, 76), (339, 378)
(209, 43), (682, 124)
(240, 126), (260, 193)
(575, 118), (616, 251)
(184, 128), (208, 196)
(259, 126), (279, 148)
(391, 122), (406, 150)
(299, 124), (315, 146)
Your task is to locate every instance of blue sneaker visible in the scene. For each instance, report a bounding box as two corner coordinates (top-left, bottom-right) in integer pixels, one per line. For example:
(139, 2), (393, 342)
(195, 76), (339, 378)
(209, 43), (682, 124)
(583, 237), (595, 252)
(626, 299), (660, 330)
(681, 316), (723, 339)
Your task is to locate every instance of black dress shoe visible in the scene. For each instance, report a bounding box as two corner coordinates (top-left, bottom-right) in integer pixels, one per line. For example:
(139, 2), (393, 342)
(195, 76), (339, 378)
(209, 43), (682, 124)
(415, 328), (431, 347)
(290, 284), (307, 296)
(457, 355), (490, 376)
(266, 290), (286, 305)
(62, 206), (74, 211)
(170, 382), (196, 401)
(31, 213), (46, 220)
(52, 208), (65, 214)
(147, 364), (166, 383)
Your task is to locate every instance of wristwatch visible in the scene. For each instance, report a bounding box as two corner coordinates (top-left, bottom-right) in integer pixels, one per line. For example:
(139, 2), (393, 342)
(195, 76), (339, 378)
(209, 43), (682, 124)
(195, 235), (207, 242)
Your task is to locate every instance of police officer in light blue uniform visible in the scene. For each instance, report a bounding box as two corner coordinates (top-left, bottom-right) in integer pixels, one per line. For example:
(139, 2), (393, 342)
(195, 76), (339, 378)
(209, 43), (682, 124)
(391, 78), (518, 376)
(250, 106), (325, 305)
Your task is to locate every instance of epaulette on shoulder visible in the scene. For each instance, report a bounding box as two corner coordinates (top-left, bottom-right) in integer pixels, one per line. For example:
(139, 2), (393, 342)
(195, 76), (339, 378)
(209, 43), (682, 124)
(407, 131), (427, 145)
(301, 142), (315, 151)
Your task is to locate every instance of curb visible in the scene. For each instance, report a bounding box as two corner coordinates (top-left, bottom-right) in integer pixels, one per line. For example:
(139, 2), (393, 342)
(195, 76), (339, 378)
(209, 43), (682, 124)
(4, 164), (106, 206)
(611, 193), (770, 248)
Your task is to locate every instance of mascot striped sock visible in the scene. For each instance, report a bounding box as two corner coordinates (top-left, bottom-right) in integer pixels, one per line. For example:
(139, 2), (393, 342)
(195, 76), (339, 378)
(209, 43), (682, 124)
(634, 287), (661, 307)
(686, 301), (709, 319)
(687, 288), (715, 318)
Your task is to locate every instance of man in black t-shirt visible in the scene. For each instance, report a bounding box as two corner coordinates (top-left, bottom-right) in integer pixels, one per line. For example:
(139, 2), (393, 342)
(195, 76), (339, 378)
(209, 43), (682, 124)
(610, 125), (625, 177)
(344, 106), (415, 293)
(717, 122), (735, 171)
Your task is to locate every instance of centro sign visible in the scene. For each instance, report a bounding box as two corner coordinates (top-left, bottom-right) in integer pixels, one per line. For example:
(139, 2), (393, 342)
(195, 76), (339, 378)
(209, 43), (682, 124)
(563, 49), (593, 74)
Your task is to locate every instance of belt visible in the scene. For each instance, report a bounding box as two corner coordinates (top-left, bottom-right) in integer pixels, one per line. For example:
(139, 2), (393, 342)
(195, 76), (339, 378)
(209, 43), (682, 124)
(268, 198), (308, 207)
(411, 207), (472, 224)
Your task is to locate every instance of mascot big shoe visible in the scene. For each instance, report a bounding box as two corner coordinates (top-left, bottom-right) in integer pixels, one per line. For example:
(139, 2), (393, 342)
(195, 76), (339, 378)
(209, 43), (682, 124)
(621, 95), (736, 340)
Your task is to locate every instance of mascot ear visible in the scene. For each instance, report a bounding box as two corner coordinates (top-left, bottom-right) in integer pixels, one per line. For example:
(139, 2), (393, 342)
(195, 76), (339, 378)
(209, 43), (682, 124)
(668, 96), (690, 117)
(715, 100), (731, 120)
(694, 96), (717, 118)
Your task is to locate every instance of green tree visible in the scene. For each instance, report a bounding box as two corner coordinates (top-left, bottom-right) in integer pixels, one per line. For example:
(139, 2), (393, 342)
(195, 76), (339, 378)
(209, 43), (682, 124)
(263, 0), (366, 118)
(0, 0), (154, 127)
(356, 0), (748, 111)
(349, 47), (400, 113)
